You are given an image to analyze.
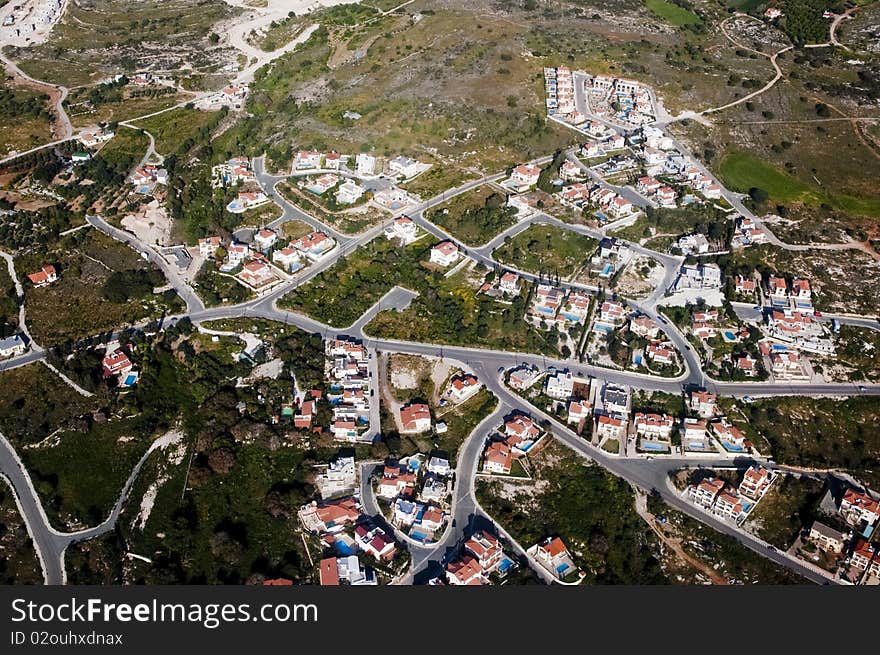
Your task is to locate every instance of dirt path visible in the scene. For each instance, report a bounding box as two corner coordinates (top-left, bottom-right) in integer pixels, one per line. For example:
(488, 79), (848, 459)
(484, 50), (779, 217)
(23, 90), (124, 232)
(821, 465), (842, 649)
(634, 491), (728, 585)
(377, 352), (405, 432)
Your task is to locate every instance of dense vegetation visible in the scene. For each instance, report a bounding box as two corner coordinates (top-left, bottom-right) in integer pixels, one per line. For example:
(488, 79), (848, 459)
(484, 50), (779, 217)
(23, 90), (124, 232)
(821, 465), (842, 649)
(478, 447), (668, 584)
(745, 397), (880, 486)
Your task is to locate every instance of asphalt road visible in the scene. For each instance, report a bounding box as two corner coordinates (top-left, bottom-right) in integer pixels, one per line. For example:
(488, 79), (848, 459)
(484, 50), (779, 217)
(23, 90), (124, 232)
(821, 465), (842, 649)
(2, 143), (878, 585)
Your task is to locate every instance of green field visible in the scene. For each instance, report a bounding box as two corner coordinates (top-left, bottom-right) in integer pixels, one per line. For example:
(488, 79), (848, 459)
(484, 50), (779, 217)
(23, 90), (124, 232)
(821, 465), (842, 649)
(132, 108), (222, 156)
(645, 0), (702, 26)
(426, 185), (518, 246)
(22, 418), (152, 529)
(493, 225), (597, 279)
(719, 152), (880, 218)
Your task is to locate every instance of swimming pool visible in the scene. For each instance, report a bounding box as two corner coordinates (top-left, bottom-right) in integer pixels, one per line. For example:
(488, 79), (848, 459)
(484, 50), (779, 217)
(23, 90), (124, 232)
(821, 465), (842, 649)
(410, 531), (428, 543)
(601, 263), (613, 277)
(595, 211), (609, 222)
(723, 331), (736, 341)
(641, 442), (668, 452)
(721, 442), (745, 452)
(498, 558), (513, 573)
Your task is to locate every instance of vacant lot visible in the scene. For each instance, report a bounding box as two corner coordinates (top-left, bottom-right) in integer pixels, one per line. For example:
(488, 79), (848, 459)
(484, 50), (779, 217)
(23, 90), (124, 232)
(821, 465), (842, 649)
(280, 237), (432, 327)
(22, 417), (153, 530)
(17, 229), (182, 345)
(0, 82), (53, 156)
(0, 484), (43, 584)
(742, 397), (880, 487)
(493, 224), (597, 280)
(477, 440), (668, 584)
(0, 364), (94, 448)
(645, 0), (701, 26)
(9, 0), (237, 87)
(132, 108), (221, 156)
(745, 475), (825, 549)
(426, 185), (518, 246)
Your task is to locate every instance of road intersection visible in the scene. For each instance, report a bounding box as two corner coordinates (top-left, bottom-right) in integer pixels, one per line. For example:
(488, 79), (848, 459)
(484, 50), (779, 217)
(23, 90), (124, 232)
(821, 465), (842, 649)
(1, 136), (878, 585)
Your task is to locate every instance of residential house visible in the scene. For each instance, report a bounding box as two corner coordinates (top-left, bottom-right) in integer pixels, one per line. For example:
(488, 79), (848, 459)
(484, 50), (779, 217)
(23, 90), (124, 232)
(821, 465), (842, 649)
(319, 557), (339, 586)
(849, 539), (877, 575)
(392, 498), (420, 528)
(689, 390), (717, 418)
(377, 465), (416, 499)
(253, 228), (278, 251)
(446, 556), (484, 586)
(294, 150), (323, 170)
(355, 524), (397, 561)
(0, 335), (25, 358)
(272, 247), (302, 272)
(427, 456), (451, 477)
(601, 384), (629, 414)
(388, 155), (423, 179)
(448, 374), (482, 403)
(27, 265), (57, 287)
(384, 216), (419, 245)
(690, 478), (725, 509)
(807, 521), (846, 554)
(198, 236), (222, 257)
(102, 350), (133, 377)
(323, 151), (342, 170)
(630, 314), (661, 339)
(355, 153), (376, 177)
(226, 243), (250, 267)
(710, 420), (749, 450)
(504, 415), (541, 443)
(292, 232), (334, 260)
(306, 173), (339, 194)
(508, 365), (540, 391)
(335, 180), (365, 205)
(294, 400), (315, 429)
(735, 275), (757, 296)
(509, 164), (542, 189)
(567, 400), (591, 427)
(499, 272), (519, 294)
(633, 413), (674, 440)
(714, 488), (745, 521)
(595, 413), (626, 440)
(646, 341), (675, 366)
(465, 531), (503, 574)
(430, 241), (460, 267)
(298, 497), (360, 534)
(315, 455), (356, 499)
(483, 441), (512, 475)
(840, 490), (880, 526)
(399, 403), (431, 434)
(738, 466), (773, 500)
(531, 537), (577, 581)
(735, 355), (758, 377)
(239, 260), (275, 288)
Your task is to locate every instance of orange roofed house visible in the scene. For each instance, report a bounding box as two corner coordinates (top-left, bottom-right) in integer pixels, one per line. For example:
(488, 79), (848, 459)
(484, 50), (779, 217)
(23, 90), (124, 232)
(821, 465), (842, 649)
(27, 265), (57, 288)
(298, 497), (360, 534)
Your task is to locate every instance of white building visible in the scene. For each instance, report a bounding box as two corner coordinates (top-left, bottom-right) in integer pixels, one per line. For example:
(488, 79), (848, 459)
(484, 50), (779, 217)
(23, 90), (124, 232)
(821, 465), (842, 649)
(430, 241), (460, 267)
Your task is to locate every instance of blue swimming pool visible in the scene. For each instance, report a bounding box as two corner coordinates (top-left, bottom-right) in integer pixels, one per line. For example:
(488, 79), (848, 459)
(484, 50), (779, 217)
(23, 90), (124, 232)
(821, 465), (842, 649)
(334, 541), (354, 556)
(410, 531), (428, 543)
(722, 442), (744, 452)
(687, 442), (707, 450)
(595, 211), (609, 222)
(772, 344), (788, 351)
(536, 306), (555, 315)
(498, 558), (513, 573)
(556, 564), (569, 575)
(601, 263), (613, 276)
(723, 331), (736, 341)
(642, 442), (667, 452)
